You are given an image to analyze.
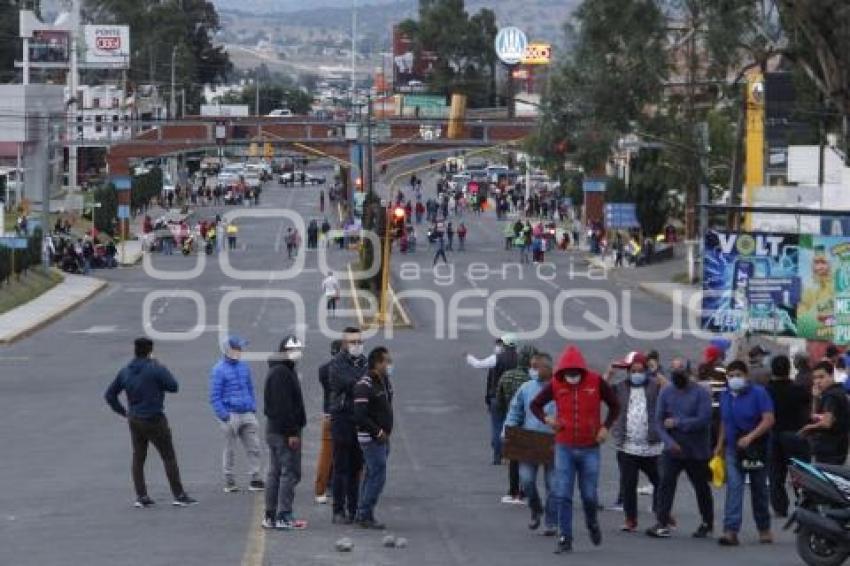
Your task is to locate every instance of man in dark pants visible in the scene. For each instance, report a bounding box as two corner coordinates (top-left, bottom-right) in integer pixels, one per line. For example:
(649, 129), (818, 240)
(765, 355), (811, 517)
(801, 361), (849, 465)
(314, 340), (343, 504)
(104, 337), (196, 508)
(646, 368), (713, 538)
(328, 327), (368, 523)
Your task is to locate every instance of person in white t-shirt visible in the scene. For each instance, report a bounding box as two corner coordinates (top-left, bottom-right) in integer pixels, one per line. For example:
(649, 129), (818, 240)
(322, 272), (341, 317)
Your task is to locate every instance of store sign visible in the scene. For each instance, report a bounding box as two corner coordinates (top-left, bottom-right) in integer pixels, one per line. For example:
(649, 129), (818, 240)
(495, 27), (528, 66)
(29, 30), (70, 64)
(522, 43), (552, 65)
(83, 25), (130, 67)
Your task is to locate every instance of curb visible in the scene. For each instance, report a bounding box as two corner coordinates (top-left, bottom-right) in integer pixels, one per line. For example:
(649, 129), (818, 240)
(0, 275), (108, 345)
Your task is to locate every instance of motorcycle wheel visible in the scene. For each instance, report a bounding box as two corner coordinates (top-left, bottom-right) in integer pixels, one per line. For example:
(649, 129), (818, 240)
(797, 526), (849, 566)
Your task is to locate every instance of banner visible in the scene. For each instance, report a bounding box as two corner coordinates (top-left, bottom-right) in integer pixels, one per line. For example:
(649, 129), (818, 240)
(702, 232), (801, 336)
(797, 235), (850, 343)
(29, 30), (70, 64)
(392, 26), (436, 94)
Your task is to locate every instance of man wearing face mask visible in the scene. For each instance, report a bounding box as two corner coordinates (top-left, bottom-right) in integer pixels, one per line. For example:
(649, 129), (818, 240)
(610, 352), (664, 533)
(209, 336), (264, 493)
(353, 347), (394, 529)
(465, 335), (519, 465)
(328, 327), (367, 524)
(646, 368), (713, 539)
(263, 336), (307, 529)
(531, 345), (620, 554)
(714, 360), (775, 547)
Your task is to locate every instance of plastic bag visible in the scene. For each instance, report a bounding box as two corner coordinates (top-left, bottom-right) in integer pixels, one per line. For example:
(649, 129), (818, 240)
(709, 454), (726, 487)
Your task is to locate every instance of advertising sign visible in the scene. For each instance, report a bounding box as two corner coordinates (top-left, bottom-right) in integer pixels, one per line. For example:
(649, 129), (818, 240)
(522, 42), (552, 65)
(702, 231), (801, 336)
(604, 203), (639, 229)
(796, 235), (850, 343)
(495, 27), (528, 66)
(392, 26), (437, 94)
(29, 30), (70, 64)
(83, 25), (130, 66)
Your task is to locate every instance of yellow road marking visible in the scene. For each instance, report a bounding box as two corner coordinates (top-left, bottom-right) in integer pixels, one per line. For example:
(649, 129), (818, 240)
(240, 493), (266, 566)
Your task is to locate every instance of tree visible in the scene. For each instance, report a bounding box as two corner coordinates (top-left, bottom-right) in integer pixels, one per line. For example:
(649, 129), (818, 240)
(92, 185), (118, 235)
(220, 82), (314, 116)
(398, 0), (498, 107)
(0, 1), (27, 83)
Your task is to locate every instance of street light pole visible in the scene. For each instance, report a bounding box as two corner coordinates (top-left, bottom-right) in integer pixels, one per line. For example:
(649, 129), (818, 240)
(170, 46), (177, 120)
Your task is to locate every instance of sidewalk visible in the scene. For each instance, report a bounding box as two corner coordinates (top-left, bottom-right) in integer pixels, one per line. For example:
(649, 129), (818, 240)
(0, 272), (106, 344)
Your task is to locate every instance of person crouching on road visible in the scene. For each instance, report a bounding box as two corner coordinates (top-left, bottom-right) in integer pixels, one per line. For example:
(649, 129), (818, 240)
(611, 352), (663, 533)
(209, 336), (264, 493)
(531, 345), (620, 555)
(353, 346), (395, 529)
(104, 337), (197, 508)
(714, 360), (775, 546)
(502, 352), (557, 535)
(263, 336), (307, 530)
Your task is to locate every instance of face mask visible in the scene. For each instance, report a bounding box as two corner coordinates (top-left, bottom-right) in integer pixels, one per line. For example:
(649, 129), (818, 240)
(528, 368), (540, 381)
(564, 373), (581, 385)
(288, 350), (302, 362)
(728, 376), (748, 392)
(349, 344), (364, 357)
(629, 372), (647, 386)
(386, 364), (394, 377)
(228, 349), (242, 361)
(672, 373), (689, 389)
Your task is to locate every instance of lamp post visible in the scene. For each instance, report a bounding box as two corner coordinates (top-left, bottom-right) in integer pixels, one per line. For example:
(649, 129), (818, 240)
(378, 204), (405, 325)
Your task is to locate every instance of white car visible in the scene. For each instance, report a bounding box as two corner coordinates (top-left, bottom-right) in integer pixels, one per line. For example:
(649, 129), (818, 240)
(244, 171), (262, 189)
(267, 109), (293, 117)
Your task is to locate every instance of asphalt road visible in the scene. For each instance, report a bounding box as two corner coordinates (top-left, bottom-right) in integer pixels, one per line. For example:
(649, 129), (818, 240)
(0, 160), (803, 566)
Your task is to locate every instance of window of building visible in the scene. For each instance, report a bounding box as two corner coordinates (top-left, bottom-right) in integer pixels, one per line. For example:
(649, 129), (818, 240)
(92, 98), (100, 109)
(95, 115), (102, 123)
(112, 98), (119, 108)
(113, 115), (119, 122)
(95, 125), (102, 133)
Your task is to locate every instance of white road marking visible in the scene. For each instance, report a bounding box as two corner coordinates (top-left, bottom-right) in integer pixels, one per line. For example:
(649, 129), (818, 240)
(71, 325), (119, 334)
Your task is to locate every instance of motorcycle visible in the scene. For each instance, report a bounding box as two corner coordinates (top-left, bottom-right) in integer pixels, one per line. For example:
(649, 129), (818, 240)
(786, 458), (850, 566)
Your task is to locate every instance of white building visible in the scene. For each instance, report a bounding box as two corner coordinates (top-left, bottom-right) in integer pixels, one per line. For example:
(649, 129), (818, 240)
(66, 84), (167, 144)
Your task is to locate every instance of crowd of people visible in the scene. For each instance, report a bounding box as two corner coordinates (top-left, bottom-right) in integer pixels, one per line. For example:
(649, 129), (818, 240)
(466, 336), (849, 553)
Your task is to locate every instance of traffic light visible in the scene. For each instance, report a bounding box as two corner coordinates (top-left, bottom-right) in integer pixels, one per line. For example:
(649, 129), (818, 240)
(392, 206), (406, 239)
(263, 142), (273, 159)
(355, 177), (363, 191)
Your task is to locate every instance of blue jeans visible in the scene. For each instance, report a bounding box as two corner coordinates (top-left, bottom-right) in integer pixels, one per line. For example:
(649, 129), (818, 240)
(357, 440), (388, 521)
(553, 445), (600, 540)
(520, 462), (556, 528)
(723, 449), (770, 533)
(488, 403), (504, 464)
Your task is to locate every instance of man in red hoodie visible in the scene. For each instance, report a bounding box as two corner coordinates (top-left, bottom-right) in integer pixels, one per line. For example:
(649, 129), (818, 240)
(531, 345), (620, 554)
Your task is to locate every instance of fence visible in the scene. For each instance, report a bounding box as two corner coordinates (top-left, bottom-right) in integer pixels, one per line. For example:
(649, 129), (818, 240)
(0, 228), (43, 284)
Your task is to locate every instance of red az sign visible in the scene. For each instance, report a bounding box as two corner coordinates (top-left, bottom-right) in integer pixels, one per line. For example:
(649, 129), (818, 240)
(95, 36), (121, 50)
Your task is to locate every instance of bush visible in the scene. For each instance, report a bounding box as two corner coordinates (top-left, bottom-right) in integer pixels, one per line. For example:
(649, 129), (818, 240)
(0, 228), (43, 284)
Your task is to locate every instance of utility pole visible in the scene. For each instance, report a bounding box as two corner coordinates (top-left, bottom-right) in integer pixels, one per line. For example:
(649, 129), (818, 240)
(255, 73), (261, 117)
(68, 0), (81, 193)
(181, 88), (186, 118)
(350, 0), (357, 107)
(366, 93), (374, 195)
(170, 45), (177, 120)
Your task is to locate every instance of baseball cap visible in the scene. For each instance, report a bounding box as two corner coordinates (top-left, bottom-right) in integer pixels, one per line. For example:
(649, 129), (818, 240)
(500, 333), (517, 347)
(225, 335), (249, 350)
(703, 345), (723, 363)
(614, 351), (647, 369)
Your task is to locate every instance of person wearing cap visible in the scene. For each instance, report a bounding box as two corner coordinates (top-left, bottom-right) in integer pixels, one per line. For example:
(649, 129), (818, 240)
(105, 337), (197, 508)
(646, 367), (713, 539)
(314, 339), (343, 505)
(748, 345), (771, 386)
(714, 360), (775, 546)
(496, 344), (537, 505)
(263, 336), (307, 530)
(209, 336), (264, 493)
(465, 334), (519, 466)
(610, 352), (663, 533)
(531, 345), (620, 554)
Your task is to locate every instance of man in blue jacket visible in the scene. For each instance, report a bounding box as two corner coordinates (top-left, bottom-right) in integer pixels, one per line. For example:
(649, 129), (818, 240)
(105, 337), (197, 508)
(502, 352), (557, 535)
(646, 367), (713, 539)
(210, 336), (264, 493)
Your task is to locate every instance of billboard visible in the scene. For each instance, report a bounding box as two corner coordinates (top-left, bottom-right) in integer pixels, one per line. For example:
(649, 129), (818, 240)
(29, 30), (70, 63)
(392, 26), (436, 94)
(522, 42), (551, 65)
(702, 230), (850, 343)
(702, 231), (801, 336)
(84, 25), (130, 66)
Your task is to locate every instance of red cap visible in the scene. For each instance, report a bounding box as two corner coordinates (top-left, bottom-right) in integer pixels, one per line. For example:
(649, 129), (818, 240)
(614, 351), (647, 369)
(703, 345), (723, 363)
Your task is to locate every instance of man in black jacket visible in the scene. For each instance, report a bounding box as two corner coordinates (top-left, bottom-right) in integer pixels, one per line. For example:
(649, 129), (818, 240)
(314, 339), (342, 504)
(328, 327), (368, 523)
(104, 337), (196, 508)
(263, 336), (307, 530)
(354, 347), (394, 529)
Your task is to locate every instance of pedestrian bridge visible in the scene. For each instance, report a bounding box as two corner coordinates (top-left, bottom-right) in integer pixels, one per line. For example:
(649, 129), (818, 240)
(103, 117), (537, 176)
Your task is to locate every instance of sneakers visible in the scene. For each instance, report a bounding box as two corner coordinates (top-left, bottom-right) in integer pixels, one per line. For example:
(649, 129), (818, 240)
(332, 513), (353, 525)
(646, 524), (672, 538)
(315, 494), (329, 505)
(172, 493), (198, 507)
(718, 532), (740, 546)
(277, 518), (308, 530)
(529, 512), (542, 531)
(541, 527), (558, 537)
(134, 495), (155, 508)
(555, 536), (572, 554)
(500, 495), (516, 504)
(357, 518), (386, 530)
(223, 480), (240, 493)
(588, 523), (602, 546)
(759, 530), (773, 544)
(607, 502), (624, 512)
(637, 484), (655, 496)
(249, 480), (265, 492)
(261, 517), (276, 529)
(692, 523), (712, 539)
